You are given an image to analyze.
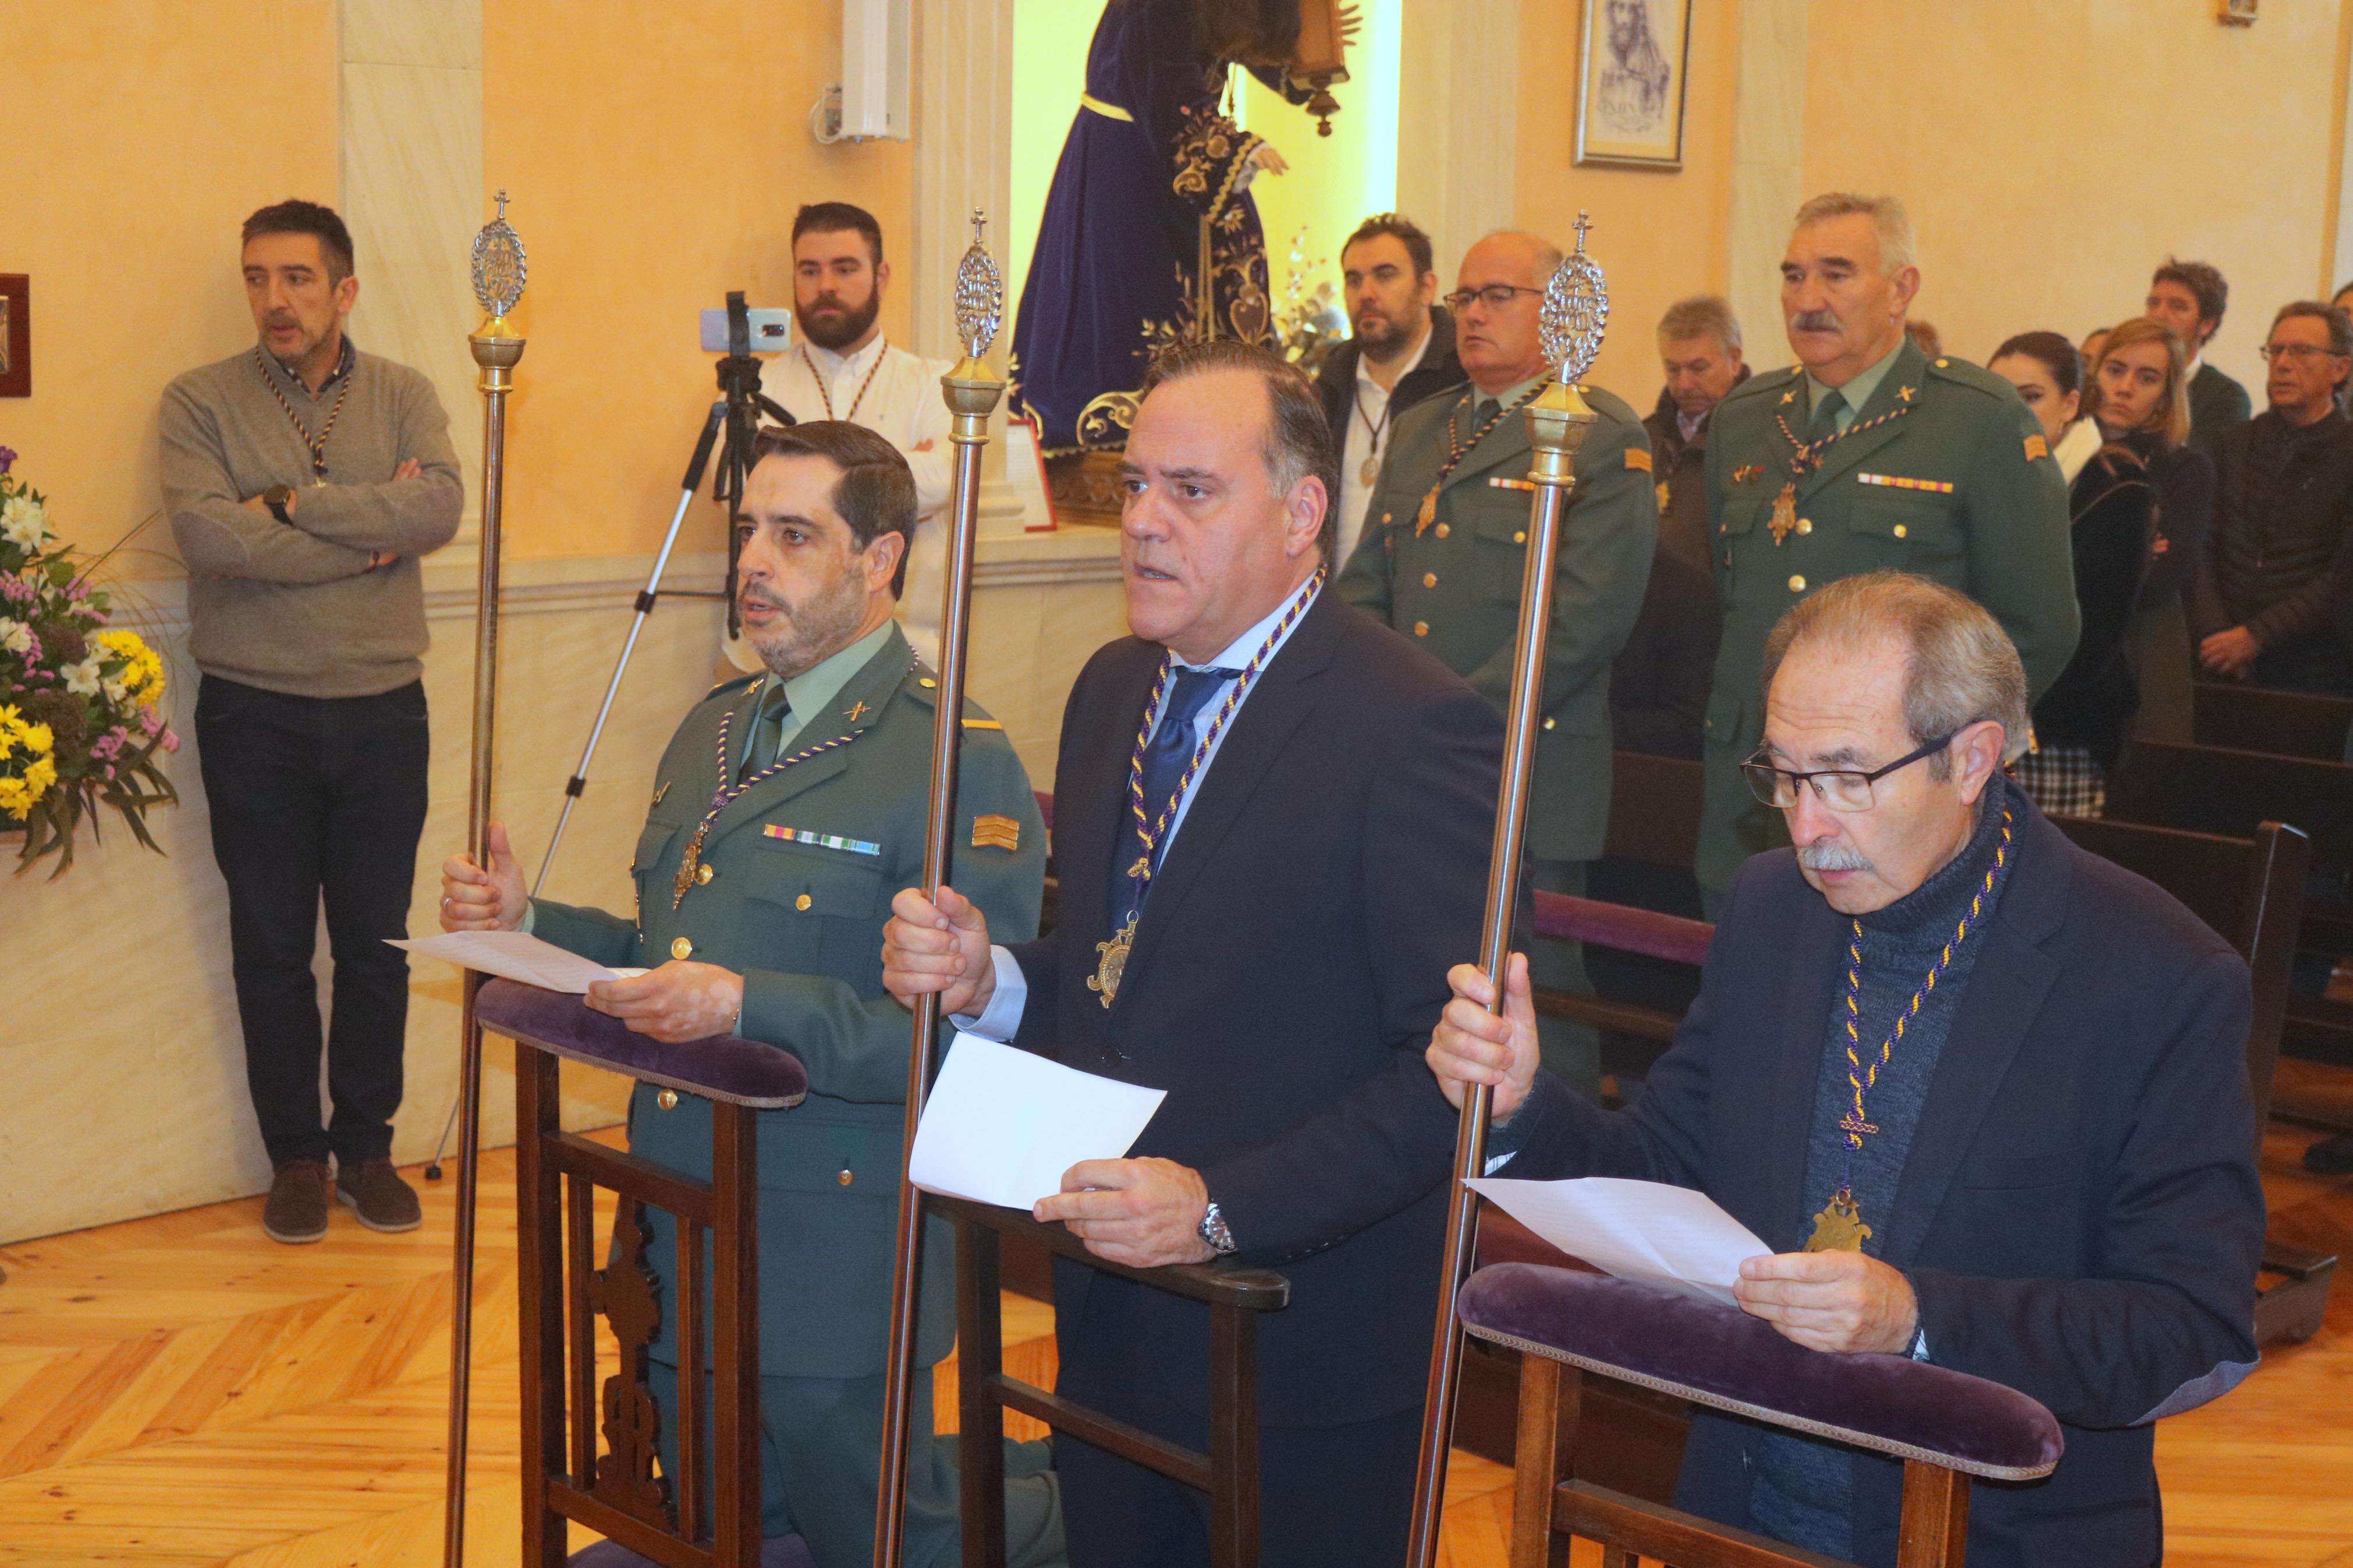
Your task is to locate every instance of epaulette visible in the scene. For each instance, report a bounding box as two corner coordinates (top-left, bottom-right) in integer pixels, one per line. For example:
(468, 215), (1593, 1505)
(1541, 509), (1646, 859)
(704, 671), (761, 699)
(1921, 353), (2018, 401)
(1720, 365), (1802, 409)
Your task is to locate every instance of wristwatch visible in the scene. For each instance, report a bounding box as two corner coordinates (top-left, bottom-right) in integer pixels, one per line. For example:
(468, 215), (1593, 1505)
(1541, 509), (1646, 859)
(262, 484), (294, 524)
(1197, 1200), (1237, 1257)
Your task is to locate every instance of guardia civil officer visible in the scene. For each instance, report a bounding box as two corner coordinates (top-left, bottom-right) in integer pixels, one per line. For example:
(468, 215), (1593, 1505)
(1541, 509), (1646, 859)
(439, 422), (1063, 1567)
(1696, 194), (2077, 908)
(1338, 229), (1657, 1098)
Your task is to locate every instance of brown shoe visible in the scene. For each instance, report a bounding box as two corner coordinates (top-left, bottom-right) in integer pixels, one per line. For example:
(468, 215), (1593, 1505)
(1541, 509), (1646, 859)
(336, 1159), (423, 1233)
(262, 1161), (331, 1244)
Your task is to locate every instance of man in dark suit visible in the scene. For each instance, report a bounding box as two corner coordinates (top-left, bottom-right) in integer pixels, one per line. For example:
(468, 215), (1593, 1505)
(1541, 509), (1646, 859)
(884, 339), (1499, 1567)
(1428, 571), (2265, 1567)
(2148, 258), (2254, 460)
(1312, 212), (1466, 566)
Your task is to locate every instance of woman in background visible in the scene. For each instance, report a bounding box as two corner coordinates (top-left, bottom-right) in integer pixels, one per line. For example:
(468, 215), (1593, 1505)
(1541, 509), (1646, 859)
(2087, 317), (2214, 744)
(1991, 332), (2157, 816)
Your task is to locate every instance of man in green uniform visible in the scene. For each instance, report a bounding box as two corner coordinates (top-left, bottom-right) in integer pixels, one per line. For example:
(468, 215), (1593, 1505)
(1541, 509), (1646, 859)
(439, 422), (1062, 1567)
(1339, 230), (1658, 1097)
(1697, 193), (2077, 907)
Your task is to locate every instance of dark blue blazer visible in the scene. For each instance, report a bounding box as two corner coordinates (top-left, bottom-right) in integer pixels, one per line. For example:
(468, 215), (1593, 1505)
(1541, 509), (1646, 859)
(1005, 588), (1501, 1430)
(1502, 799), (2265, 1567)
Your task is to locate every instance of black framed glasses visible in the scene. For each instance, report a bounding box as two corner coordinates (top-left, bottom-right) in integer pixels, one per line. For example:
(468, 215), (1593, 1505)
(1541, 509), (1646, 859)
(1440, 283), (1545, 313)
(1741, 733), (1956, 812)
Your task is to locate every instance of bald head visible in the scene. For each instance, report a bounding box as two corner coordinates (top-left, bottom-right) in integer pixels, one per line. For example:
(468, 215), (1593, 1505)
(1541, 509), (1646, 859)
(1453, 231), (1560, 393)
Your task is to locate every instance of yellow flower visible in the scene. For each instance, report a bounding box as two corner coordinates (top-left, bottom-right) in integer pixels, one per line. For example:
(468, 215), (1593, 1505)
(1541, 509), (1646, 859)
(22, 755), (55, 796)
(0, 776), (27, 820)
(22, 721), (51, 754)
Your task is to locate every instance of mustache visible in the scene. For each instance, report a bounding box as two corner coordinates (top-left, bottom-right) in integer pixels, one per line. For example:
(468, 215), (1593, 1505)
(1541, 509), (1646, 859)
(1797, 843), (1874, 873)
(809, 294), (850, 314)
(1791, 311), (1841, 333)
(739, 585), (793, 614)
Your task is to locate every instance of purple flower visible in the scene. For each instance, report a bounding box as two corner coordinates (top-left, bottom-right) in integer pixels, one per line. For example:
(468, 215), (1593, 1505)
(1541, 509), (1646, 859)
(0, 574), (33, 605)
(139, 709), (163, 736)
(0, 446), (15, 475)
(161, 728), (182, 753)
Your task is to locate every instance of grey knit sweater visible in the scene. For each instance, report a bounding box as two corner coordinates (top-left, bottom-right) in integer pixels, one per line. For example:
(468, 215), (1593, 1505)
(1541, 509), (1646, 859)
(160, 340), (464, 698)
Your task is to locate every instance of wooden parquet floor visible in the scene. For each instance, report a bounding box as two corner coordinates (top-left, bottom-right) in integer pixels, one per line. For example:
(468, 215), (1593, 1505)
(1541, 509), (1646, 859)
(1, 1112), (2347, 1568)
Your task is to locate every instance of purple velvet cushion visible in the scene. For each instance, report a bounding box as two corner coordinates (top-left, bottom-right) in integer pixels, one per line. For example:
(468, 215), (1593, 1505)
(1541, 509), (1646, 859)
(475, 979), (810, 1110)
(570, 1535), (812, 1568)
(1458, 1263), (2062, 1480)
(1532, 890), (1713, 966)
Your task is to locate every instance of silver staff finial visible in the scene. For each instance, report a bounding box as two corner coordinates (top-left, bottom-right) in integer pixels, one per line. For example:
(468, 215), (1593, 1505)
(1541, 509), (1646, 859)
(1541, 213), (1609, 386)
(471, 190), (527, 321)
(953, 206), (1004, 361)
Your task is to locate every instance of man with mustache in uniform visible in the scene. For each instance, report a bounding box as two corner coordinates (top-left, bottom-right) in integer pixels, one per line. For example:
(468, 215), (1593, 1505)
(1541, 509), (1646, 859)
(1693, 193), (2078, 912)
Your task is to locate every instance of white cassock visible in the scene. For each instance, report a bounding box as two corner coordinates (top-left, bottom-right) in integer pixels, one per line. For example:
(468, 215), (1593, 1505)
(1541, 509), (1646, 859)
(723, 334), (956, 670)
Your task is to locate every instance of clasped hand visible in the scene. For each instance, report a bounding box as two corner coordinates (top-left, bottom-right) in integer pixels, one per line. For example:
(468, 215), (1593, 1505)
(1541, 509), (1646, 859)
(882, 883), (995, 1018)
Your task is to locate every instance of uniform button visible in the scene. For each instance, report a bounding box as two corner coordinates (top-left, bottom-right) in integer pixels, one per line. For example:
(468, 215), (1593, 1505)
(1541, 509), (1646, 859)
(919, 677), (938, 689)
(1435, 523), (1451, 538)
(657, 1089), (679, 1111)
(1542, 717), (1556, 731)
(1893, 524), (1908, 539)
(1796, 517), (1812, 535)
(695, 862), (715, 885)
(1421, 571), (1438, 588)
(1934, 357), (1950, 368)
(670, 936), (693, 960)
(1413, 621), (1429, 637)
(1513, 531), (1527, 544)
(1788, 574), (1807, 592)
(1382, 511), (1393, 525)
(796, 893), (814, 911)
(836, 1167), (854, 1187)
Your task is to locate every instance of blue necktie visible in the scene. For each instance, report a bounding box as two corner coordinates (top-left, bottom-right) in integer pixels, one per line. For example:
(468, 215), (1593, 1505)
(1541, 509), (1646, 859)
(1111, 666), (1240, 921)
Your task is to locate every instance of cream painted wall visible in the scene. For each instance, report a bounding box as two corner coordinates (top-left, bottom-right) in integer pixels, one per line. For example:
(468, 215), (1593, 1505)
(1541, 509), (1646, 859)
(1799, 1), (2349, 397)
(484, 0), (917, 562)
(0, 1), (340, 573)
(1242, 0), (1403, 307)
(1009, 0), (1105, 315)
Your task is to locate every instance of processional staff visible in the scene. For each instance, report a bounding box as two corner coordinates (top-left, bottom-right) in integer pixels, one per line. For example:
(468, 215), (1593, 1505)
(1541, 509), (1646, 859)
(442, 191), (527, 1568)
(873, 210), (1006, 1568)
(1401, 215), (1612, 1568)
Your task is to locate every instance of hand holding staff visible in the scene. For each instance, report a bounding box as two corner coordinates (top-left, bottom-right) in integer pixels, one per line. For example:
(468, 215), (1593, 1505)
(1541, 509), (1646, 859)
(1401, 216), (1612, 1568)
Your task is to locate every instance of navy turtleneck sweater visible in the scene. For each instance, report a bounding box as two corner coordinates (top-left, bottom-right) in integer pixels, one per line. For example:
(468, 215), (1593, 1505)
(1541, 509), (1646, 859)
(1748, 776), (2020, 1557)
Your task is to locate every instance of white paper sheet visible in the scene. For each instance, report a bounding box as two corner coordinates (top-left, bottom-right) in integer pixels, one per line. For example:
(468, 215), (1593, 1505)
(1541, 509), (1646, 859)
(1467, 1176), (1772, 1306)
(389, 931), (644, 994)
(909, 1037), (1166, 1210)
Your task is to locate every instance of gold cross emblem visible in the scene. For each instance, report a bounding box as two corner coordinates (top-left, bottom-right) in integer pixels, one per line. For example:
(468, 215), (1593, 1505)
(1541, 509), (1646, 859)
(1780, 387), (1798, 405)
(1896, 385), (1917, 404)
(844, 700), (870, 722)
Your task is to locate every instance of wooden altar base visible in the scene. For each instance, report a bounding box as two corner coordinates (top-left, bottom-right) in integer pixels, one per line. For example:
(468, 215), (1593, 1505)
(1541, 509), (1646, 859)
(0, 1116), (2346, 1567)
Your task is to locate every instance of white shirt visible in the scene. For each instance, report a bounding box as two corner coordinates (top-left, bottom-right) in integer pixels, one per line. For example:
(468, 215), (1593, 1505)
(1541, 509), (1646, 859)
(723, 333), (957, 669)
(1337, 325), (1433, 566)
(954, 578), (1325, 1041)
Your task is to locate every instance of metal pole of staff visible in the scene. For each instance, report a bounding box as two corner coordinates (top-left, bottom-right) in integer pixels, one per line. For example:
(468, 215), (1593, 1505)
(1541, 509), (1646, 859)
(873, 209), (1005, 1568)
(1402, 216), (1611, 1568)
(442, 192), (528, 1568)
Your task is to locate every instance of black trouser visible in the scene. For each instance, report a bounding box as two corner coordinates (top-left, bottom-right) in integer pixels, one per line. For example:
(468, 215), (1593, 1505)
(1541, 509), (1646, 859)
(194, 675), (429, 1170)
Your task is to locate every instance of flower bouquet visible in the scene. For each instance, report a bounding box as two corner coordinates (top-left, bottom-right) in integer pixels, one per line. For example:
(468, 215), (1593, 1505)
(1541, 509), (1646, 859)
(0, 447), (180, 877)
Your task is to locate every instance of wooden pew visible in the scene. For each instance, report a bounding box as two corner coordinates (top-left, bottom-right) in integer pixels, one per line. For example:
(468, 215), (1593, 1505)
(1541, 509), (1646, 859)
(2195, 681), (2353, 763)
(2104, 741), (2353, 1073)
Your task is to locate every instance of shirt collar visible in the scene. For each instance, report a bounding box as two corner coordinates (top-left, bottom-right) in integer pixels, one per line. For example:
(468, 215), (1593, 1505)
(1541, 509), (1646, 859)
(1804, 337), (1903, 421)
(1356, 317), (1435, 392)
(1465, 375), (1549, 418)
(269, 334), (356, 396)
(1677, 407), (1708, 442)
(764, 618), (899, 730)
(1179, 574), (1324, 673)
(805, 332), (886, 383)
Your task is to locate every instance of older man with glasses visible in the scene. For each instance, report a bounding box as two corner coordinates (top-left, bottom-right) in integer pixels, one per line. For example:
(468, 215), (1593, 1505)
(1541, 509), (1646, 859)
(1425, 570), (2265, 1568)
(1338, 229), (1658, 1101)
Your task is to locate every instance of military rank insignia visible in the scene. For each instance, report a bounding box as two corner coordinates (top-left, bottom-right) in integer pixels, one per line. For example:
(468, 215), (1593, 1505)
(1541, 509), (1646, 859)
(1624, 447), (1652, 472)
(1731, 464), (1766, 485)
(763, 824), (881, 856)
(1857, 474), (1955, 494)
(970, 814), (1021, 852)
(2024, 433), (2050, 463)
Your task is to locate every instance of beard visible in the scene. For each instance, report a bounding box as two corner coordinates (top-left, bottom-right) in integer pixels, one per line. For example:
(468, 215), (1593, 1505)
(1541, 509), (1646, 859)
(740, 569), (868, 682)
(1355, 300), (1421, 360)
(798, 289), (881, 352)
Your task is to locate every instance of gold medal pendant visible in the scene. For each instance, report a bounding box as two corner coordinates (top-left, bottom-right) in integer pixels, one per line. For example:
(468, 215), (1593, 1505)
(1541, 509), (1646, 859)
(1088, 913), (1138, 1009)
(672, 827), (709, 910)
(1415, 485), (1439, 535)
(1360, 455), (1380, 486)
(1769, 482), (1799, 546)
(1803, 1189), (1873, 1253)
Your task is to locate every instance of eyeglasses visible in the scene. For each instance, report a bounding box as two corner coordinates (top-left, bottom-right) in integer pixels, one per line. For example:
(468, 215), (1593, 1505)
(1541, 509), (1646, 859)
(1740, 733), (1956, 812)
(2259, 342), (2347, 364)
(1442, 284), (1545, 313)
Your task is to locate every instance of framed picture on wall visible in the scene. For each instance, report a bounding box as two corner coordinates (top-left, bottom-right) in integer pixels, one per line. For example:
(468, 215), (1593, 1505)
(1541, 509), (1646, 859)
(1574, 0), (1692, 170)
(0, 275), (26, 397)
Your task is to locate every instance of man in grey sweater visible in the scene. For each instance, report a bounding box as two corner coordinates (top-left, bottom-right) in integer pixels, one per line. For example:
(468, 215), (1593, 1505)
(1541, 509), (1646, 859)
(160, 200), (463, 1244)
